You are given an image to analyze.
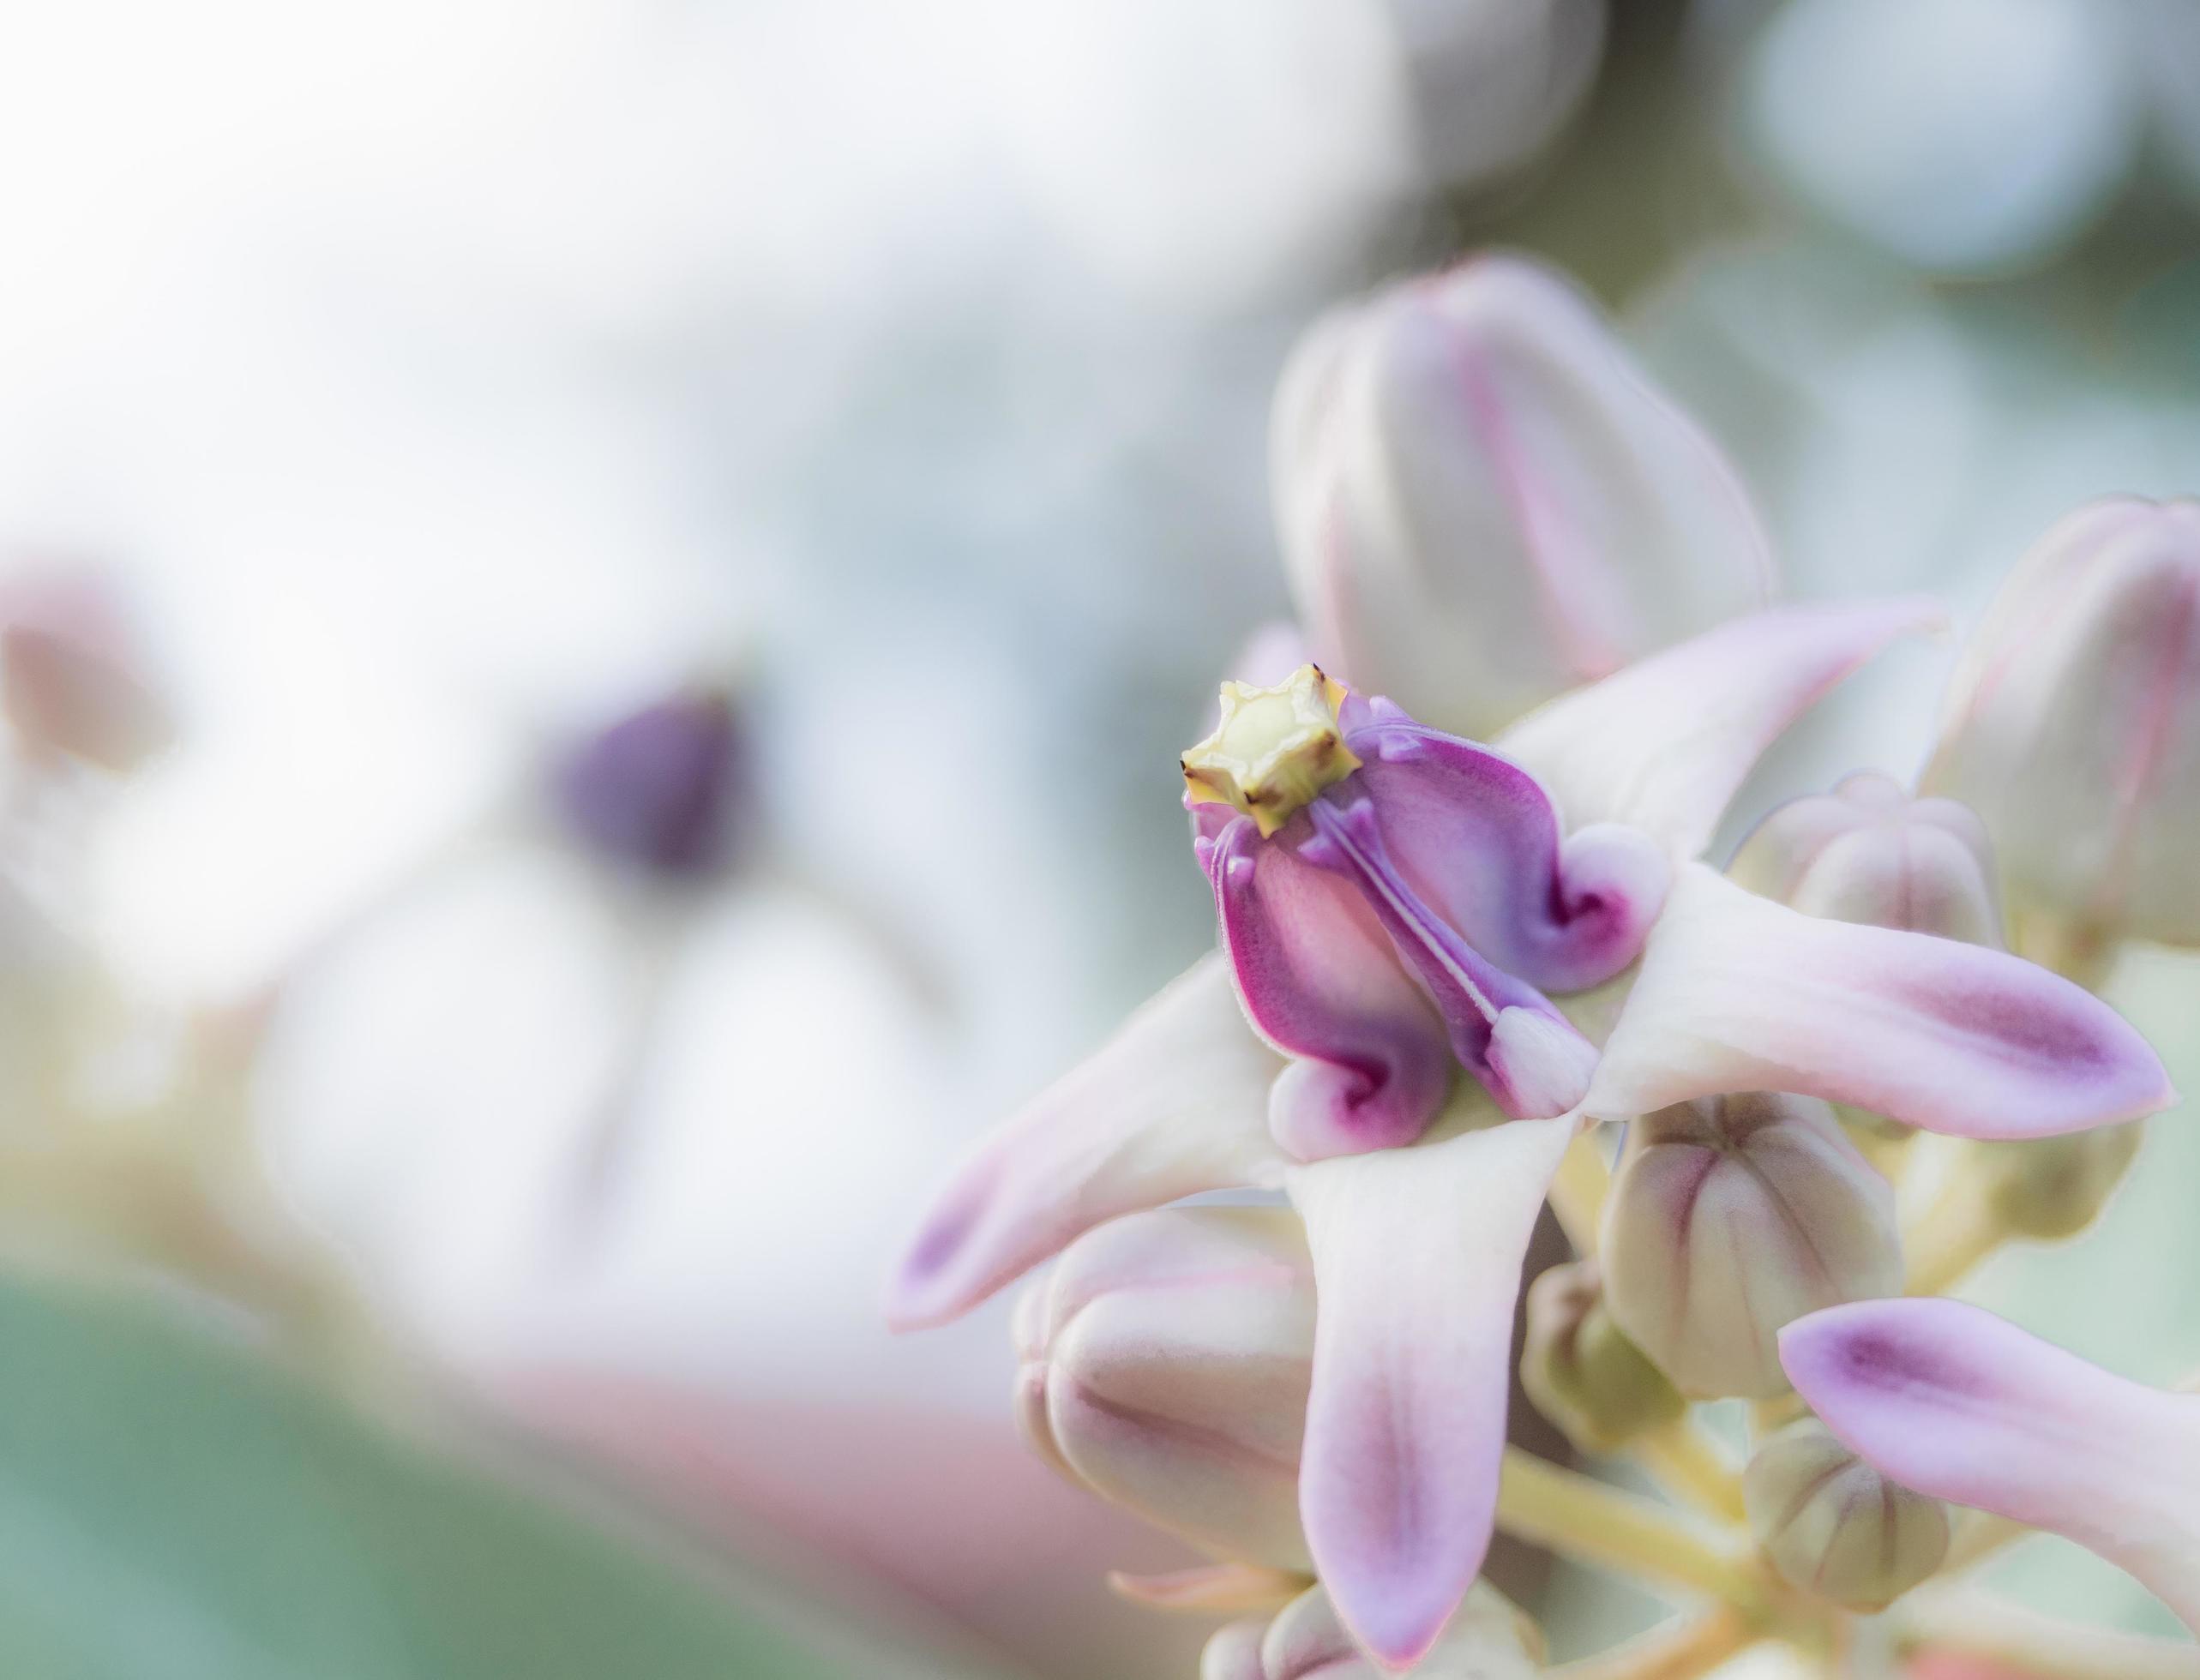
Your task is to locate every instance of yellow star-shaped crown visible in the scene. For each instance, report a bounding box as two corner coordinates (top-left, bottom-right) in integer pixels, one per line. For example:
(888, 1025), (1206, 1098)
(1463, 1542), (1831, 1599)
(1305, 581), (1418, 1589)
(1181, 664), (1361, 837)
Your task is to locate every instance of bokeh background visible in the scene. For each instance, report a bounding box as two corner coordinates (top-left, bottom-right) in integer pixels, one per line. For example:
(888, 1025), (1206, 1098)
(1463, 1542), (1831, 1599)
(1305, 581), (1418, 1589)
(0, 0), (2196, 1673)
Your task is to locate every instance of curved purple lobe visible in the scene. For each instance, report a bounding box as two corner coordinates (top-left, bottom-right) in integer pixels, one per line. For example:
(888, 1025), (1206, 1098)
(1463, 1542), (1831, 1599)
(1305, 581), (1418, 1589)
(1343, 709), (1668, 993)
(1590, 865), (2175, 1138)
(1782, 1299), (2200, 1631)
(1204, 816), (1455, 1161)
(1289, 1112), (1576, 1671)
(885, 957), (1285, 1330)
(1295, 796), (1596, 1121)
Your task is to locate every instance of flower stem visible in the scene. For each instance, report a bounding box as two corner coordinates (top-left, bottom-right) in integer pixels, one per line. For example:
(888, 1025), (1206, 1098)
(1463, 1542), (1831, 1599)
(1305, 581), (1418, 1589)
(1548, 1131), (1611, 1255)
(1546, 1607), (1755, 1680)
(1904, 1185), (2007, 1296)
(1896, 1587), (2200, 1680)
(1632, 1419), (1747, 1524)
(1495, 1448), (1765, 1610)
(2016, 914), (2119, 993)
(1940, 1509), (2031, 1574)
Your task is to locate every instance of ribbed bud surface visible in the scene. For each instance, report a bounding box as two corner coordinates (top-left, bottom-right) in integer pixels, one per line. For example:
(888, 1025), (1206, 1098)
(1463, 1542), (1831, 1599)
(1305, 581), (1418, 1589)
(1602, 1093), (1902, 1399)
(1744, 1418), (1951, 1611)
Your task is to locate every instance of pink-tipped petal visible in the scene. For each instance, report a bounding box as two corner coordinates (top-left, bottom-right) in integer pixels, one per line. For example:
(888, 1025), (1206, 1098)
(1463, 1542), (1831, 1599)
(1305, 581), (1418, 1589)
(1496, 598), (1945, 856)
(1782, 1299), (2200, 1630)
(1286, 1107), (1578, 1668)
(886, 957), (1285, 1330)
(1587, 866), (2173, 1138)
(1205, 818), (1455, 1160)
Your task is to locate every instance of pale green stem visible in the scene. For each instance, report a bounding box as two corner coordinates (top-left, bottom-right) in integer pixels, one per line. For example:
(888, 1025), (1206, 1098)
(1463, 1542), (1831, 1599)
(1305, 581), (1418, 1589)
(1633, 1419), (1747, 1525)
(1750, 1393), (1807, 1437)
(1941, 1510), (2032, 1574)
(1495, 1448), (1766, 1611)
(1904, 1181), (2007, 1297)
(1548, 1131), (1610, 1256)
(2014, 913), (2119, 994)
(1545, 1607), (1755, 1680)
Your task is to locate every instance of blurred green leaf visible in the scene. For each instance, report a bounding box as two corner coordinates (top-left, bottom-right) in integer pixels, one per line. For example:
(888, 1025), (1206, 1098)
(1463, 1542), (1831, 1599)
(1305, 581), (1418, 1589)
(0, 1277), (898, 1680)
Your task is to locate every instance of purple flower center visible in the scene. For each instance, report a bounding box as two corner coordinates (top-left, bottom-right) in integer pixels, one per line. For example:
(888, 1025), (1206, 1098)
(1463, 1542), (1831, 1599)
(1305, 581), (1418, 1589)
(1189, 675), (1652, 1155)
(554, 690), (745, 882)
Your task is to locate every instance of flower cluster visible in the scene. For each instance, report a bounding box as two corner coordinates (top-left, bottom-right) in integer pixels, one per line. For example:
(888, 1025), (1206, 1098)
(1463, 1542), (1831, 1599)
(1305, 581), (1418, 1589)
(888, 256), (2200, 1677)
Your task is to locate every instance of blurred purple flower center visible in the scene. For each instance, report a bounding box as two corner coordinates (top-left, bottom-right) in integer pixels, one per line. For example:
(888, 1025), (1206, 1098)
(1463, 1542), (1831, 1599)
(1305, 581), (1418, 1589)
(553, 691), (744, 882)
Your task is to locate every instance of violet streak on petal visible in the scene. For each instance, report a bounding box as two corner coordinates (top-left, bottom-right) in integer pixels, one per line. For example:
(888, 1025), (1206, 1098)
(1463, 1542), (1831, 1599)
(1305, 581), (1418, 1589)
(1587, 865), (2174, 1138)
(1782, 1299), (2200, 1630)
(884, 956), (1285, 1330)
(1497, 598), (1944, 857)
(1286, 1101), (1578, 1669)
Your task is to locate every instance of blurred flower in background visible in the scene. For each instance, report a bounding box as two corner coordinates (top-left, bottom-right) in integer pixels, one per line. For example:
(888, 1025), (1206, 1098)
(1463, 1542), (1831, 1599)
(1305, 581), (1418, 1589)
(0, 0), (2187, 1675)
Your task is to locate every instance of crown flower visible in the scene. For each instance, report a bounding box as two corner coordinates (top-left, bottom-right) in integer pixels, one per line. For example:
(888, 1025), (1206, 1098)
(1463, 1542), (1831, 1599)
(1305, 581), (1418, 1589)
(888, 598), (2172, 1668)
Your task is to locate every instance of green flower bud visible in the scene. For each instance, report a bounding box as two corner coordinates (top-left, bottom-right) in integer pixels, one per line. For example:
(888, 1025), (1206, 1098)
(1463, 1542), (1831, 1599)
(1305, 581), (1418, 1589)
(1602, 1094), (1902, 1400)
(1743, 1418), (1951, 1611)
(1520, 1258), (1685, 1454)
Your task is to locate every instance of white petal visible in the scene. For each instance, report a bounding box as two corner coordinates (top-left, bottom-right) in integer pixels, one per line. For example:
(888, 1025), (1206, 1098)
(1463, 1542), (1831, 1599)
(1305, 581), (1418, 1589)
(1496, 599), (1942, 856)
(1286, 1100), (1575, 1667)
(1587, 866), (2173, 1138)
(887, 955), (1284, 1329)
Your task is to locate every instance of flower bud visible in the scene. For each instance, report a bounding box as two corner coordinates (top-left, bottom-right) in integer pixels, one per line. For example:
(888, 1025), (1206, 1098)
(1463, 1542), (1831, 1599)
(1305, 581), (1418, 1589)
(1520, 1258), (1685, 1453)
(0, 570), (171, 772)
(1203, 1582), (1542, 1680)
(1602, 1094), (1902, 1399)
(1926, 496), (2200, 948)
(1743, 1418), (1950, 1611)
(1970, 1123), (2144, 1241)
(551, 687), (745, 883)
(1271, 254), (1773, 740)
(1014, 1205), (1313, 1570)
(1729, 771), (2005, 949)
